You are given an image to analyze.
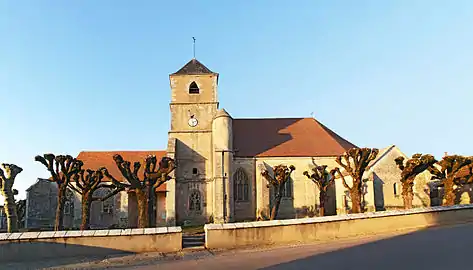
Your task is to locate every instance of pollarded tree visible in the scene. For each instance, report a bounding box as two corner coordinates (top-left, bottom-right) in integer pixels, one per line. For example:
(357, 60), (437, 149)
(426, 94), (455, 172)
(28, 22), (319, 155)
(303, 160), (334, 216)
(35, 154), (83, 231)
(68, 169), (118, 230)
(429, 155), (473, 206)
(100, 154), (176, 228)
(331, 148), (379, 213)
(261, 164), (296, 220)
(0, 163), (23, 232)
(394, 154), (438, 209)
(143, 155), (176, 226)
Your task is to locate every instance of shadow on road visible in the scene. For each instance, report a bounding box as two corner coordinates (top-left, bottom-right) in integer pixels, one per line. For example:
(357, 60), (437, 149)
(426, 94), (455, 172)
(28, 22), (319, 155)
(0, 241), (133, 269)
(260, 223), (473, 270)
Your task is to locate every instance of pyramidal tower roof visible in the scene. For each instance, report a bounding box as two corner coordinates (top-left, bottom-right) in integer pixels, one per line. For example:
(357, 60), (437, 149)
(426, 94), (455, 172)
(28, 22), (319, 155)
(171, 58), (217, 75)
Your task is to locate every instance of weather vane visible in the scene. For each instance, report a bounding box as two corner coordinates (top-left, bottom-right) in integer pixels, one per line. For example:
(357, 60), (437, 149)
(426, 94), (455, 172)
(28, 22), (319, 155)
(192, 37), (196, 59)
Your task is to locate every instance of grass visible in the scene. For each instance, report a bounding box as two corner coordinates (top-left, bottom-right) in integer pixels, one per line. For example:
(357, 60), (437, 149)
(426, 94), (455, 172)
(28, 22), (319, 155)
(181, 225), (204, 235)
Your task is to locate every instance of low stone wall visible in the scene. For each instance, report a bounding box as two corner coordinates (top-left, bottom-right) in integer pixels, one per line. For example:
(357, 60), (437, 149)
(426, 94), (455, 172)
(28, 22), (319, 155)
(0, 227), (182, 263)
(205, 204), (473, 250)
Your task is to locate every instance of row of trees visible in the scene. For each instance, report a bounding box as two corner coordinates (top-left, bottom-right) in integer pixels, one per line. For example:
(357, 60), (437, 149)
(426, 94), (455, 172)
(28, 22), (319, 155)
(0, 153), (175, 233)
(2, 147), (472, 230)
(262, 148), (473, 219)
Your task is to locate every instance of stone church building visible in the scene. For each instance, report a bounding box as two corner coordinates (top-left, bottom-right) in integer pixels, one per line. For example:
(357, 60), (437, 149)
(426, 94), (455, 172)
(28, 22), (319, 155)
(25, 58), (439, 229)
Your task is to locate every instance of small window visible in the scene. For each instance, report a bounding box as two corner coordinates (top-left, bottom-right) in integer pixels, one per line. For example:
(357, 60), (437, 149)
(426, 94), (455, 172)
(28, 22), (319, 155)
(102, 200), (113, 214)
(189, 81), (200, 94)
(393, 183), (399, 196)
(192, 168), (198, 175)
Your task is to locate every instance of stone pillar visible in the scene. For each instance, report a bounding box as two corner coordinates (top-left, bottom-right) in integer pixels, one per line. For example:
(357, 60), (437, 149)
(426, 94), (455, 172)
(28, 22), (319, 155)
(213, 154), (225, 223)
(255, 161), (271, 220)
(212, 109), (233, 223)
(165, 138), (177, 226)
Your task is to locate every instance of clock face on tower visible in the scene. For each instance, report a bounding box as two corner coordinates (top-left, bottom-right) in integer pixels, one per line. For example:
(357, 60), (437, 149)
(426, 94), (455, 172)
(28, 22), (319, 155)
(188, 117), (198, 127)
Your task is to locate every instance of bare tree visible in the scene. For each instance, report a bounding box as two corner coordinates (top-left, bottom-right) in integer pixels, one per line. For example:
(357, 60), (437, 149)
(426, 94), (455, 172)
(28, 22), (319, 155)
(261, 164), (296, 220)
(143, 155), (176, 226)
(429, 155), (473, 206)
(68, 169), (118, 230)
(394, 154), (437, 209)
(100, 154), (176, 228)
(0, 164), (23, 232)
(35, 154), (83, 231)
(331, 148), (379, 213)
(303, 159), (334, 216)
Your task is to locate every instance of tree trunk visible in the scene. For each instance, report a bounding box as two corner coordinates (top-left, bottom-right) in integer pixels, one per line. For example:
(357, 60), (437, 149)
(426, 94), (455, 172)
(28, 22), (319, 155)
(55, 184), (67, 231)
(319, 191), (326, 217)
(270, 185), (284, 220)
(147, 185), (156, 227)
(2, 189), (18, 233)
(402, 181), (414, 209)
(443, 177), (456, 206)
(402, 192), (414, 209)
(80, 193), (92, 230)
(135, 189), (149, 228)
(350, 188), (362, 213)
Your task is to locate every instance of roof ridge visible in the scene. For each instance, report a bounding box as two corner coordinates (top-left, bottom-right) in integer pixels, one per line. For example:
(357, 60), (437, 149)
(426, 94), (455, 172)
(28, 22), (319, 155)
(312, 118), (358, 150)
(171, 58), (216, 75)
(366, 145), (397, 171)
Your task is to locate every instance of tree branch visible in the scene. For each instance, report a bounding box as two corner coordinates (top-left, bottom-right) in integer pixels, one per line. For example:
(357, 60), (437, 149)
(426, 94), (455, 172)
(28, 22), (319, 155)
(331, 167), (351, 190)
(100, 187), (123, 201)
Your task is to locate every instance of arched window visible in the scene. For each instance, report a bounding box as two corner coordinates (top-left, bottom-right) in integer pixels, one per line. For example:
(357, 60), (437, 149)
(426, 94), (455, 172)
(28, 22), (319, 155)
(189, 81), (200, 94)
(189, 190), (202, 212)
(282, 178), (292, 198)
(234, 168), (249, 201)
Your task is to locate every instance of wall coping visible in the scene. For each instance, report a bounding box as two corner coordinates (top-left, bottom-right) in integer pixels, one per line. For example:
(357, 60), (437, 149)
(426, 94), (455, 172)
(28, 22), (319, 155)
(204, 204), (473, 230)
(0, 226), (182, 241)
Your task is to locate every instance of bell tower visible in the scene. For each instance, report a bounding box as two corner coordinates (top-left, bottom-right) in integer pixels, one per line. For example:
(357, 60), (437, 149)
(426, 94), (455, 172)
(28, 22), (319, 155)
(166, 58), (219, 225)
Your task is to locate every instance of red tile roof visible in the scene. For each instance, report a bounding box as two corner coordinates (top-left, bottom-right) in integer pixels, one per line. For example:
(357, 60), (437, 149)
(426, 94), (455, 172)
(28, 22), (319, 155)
(76, 150), (167, 192)
(233, 118), (356, 157)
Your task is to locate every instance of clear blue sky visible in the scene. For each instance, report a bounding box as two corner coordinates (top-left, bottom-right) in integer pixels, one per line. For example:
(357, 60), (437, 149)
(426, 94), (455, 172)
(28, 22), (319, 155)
(2, 1), (473, 199)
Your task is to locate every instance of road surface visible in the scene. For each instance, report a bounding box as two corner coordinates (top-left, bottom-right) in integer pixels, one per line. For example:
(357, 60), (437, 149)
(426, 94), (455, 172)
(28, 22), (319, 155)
(131, 223), (473, 270)
(5, 223), (472, 269)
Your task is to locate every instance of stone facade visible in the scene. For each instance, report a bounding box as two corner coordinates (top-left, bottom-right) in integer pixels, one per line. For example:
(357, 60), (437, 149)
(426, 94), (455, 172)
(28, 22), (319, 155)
(25, 179), (74, 230)
(25, 179), (133, 230)
(254, 157), (339, 220)
(334, 146), (436, 214)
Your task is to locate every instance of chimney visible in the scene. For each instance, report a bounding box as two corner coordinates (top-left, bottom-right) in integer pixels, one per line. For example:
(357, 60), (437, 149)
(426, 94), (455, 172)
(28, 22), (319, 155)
(444, 152), (448, 157)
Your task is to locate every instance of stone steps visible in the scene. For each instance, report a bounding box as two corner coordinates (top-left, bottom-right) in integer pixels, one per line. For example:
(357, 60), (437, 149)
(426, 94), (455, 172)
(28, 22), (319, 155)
(182, 233), (205, 249)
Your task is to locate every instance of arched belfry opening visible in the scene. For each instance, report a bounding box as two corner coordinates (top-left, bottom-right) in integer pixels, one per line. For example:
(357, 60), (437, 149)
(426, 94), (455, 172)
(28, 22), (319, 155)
(189, 81), (200, 94)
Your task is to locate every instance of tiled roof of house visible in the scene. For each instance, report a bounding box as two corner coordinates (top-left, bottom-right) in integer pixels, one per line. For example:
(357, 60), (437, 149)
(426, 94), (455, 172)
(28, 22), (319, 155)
(232, 118), (356, 157)
(76, 151), (167, 192)
(171, 58), (217, 75)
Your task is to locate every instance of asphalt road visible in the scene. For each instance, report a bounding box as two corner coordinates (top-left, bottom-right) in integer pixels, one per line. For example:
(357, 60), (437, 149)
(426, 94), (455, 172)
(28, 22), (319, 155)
(125, 223), (473, 270)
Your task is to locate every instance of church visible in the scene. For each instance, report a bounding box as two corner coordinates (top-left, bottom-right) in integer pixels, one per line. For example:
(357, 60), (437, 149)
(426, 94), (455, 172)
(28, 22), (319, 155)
(27, 58), (428, 229)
